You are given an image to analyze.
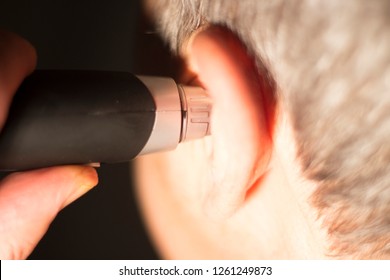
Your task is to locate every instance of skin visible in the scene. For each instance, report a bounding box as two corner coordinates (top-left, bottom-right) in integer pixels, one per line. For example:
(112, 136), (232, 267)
(134, 27), (328, 259)
(0, 30), (98, 259)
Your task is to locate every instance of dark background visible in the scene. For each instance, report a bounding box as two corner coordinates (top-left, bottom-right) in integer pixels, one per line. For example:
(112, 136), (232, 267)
(0, 0), (181, 259)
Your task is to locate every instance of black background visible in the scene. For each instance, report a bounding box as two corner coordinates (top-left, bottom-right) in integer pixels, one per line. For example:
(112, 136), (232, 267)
(0, 0), (180, 259)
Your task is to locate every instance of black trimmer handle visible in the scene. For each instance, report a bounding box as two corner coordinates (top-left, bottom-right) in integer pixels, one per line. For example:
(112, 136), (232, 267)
(0, 70), (211, 171)
(0, 70), (157, 170)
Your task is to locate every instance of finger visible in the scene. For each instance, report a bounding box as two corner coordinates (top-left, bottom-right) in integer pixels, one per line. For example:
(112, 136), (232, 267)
(0, 29), (37, 128)
(0, 165), (98, 259)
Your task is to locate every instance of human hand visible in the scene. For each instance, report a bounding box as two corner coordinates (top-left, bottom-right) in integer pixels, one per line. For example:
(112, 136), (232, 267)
(0, 30), (98, 259)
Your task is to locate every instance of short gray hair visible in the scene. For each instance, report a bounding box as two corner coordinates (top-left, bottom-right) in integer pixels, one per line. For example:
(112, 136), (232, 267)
(149, 0), (390, 259)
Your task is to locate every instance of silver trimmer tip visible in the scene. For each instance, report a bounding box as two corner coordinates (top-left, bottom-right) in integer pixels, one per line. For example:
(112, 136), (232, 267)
(137, 76), (212, 155)
(178, 85), (212, 142)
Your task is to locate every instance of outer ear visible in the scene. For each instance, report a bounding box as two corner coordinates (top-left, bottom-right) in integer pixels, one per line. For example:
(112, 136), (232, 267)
(185, 26), (275, 218)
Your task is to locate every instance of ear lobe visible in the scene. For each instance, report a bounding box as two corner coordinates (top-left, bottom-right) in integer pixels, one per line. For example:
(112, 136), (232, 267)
(185, 27), (275, 218)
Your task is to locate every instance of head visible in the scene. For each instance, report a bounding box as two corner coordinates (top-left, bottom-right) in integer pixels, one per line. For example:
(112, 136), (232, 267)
(135, 0), (390, 259)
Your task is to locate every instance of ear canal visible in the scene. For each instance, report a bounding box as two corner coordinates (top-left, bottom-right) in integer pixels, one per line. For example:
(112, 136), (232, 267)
(186, 26), (275, 219)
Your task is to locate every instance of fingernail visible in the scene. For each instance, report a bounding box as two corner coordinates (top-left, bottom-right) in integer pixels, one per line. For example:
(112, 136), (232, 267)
(64, 166), (98, 207)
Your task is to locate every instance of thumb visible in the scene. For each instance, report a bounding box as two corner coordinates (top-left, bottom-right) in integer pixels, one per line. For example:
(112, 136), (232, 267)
(0, 29), (37, 129)
(0, 165), (98, 259)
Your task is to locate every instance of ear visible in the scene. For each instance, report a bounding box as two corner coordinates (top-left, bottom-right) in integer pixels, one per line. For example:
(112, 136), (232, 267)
(184, 26), (275, 218)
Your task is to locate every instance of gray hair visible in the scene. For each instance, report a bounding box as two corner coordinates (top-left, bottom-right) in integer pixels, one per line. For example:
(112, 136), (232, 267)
(148, 0), (390, 258)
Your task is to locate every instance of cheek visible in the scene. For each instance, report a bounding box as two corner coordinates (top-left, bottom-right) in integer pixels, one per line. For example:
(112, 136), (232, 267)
(134, 137), (215, 218)
(159, 139), (215, 214)
(134, 138), (222, 258)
